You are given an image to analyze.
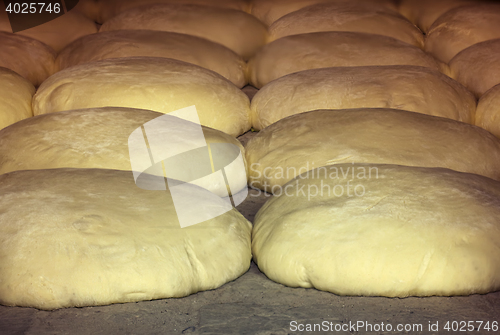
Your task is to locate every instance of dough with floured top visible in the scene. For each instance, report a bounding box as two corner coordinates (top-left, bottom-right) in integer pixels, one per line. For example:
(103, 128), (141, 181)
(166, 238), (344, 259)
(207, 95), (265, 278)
(0, 67), (35, 131)
(476, 84), (500, 139)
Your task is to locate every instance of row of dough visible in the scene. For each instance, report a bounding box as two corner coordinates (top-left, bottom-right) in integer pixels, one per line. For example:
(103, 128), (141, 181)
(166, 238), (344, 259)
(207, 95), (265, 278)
(3, 59), (500, 138)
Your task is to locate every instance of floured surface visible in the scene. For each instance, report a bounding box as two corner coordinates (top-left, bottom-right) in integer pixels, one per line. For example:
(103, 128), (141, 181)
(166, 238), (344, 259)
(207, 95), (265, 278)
(57, 30), (246, 88)
(476, 84), (500, 139)
(0, 67), (35, 131)
(100, 4), (267, 59)
(269, 2), (424, 48)
(450, 38), (500, 98)
(247, 31), (446, 88)
(252, 163), (500, 297)
(250, 66), (475, 129)
(33, 57), (251, 137)
(246, 109), (500, 192)
(0, 168), (252, 310)
(425, 4), (500, 63)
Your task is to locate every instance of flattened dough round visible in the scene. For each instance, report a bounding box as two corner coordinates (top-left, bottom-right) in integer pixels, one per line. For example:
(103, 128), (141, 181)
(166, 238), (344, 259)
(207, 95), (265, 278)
(251, 0), (398, 26)
(56, 30), (246, 88)
(425, 4), (500, 63)
(0, 32), (55, 87)
(0, 168), (252, 310)
(33, 57), (251, 137)
(449, 38), (500, 98)
(269, 2), (424, 48)
(252, 163), (500, 297)
(0, 108), (247, 197)
(100, 4), (268, 60)
(250, 66), (475, 130)
(246, 109), (500, 192)
(247, 32), (446, 88)
(0, 67), (35, 130)
(476, 84), (500, 138)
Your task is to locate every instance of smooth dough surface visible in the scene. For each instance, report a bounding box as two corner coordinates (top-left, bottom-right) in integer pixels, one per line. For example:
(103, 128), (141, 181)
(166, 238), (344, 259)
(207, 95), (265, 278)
(246, 109), (500, 192)
(398, 0), (481, 32)
(476, 84), (500, 139)
(0, 32), (55, 87)
(0, 168), (252, 310)
(269, 2), (424, 48)
(247, 32), (446, 88)
(250, 66), (474, 130)
(100, 4), (267, 60)
(425, 4), (500, 63)
(449, 38), (500, 98)
(250, 0), (398, 26)
(33, 57), (251, 137)
(0, 10), (97, 52)
(252, 163), (500, 297)
(0, 67), (35, 131)
(0, 108), (247, 197)
(56, 30), (246, 88)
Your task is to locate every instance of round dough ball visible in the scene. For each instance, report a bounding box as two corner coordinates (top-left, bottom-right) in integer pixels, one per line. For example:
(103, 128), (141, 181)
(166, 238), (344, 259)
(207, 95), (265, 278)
(33, 57), (251, 137)
(56, 30), (246, 88)
(425, 4), (500, 63)
(0, 10), (98, 53)
(251, 0), (399, 26)
(0, 107), (247, 197)
(0, 32), (55, 87)
(269, 2), (424, 48)
(0, 168), (252, 309)
(449, 38), (500, 98)
(476, 84), (500, 138)
(251, 66), (475, 130)
(252, 163), (500, 297)
(0, 67), (35, 130)
(246, 109), (500, 193)
(100, 4), (268, 60)
(398, 0), (481, 33)
(247, 32), (447, 88)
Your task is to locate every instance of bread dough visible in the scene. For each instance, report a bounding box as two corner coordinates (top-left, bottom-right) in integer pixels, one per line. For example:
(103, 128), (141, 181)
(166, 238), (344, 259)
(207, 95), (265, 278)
(100, 4), (267, 60)
(250, 0), (398, 26)
(246, 109), (500, 193)
(0, 67), (35, 131)
(0, 168), (252, 309)
(250, 66), (474, 130)
(476, 84), (500, 139)
(425, 4), (500, 63)
(252, 163), (500, 297)
(247, 32), (447, 88)
(398, 0), (481, 33)
(449, 38), (500, 98)
(0, 32), (55, 87)
(56, 30), (247, 88)
(0, 10), (98, 52)
(269, 2), (424, 48)
(96, 0), (250, 23)
(32, 57), (251, 137)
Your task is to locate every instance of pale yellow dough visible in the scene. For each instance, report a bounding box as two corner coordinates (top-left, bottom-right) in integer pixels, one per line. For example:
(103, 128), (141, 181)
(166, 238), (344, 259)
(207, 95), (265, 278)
(0, 67), (35, 130)
(425, 4), (500, 63)
(33, 57), (251, 137)
(246, 109), (500, 193)
(269, 2), (424, 48)
(449, 38), (500, 98)
(0, 168), (252, 310)
(252, 163), (500, 297)
(0, 10), (98, 52)
(476, 84), (500, 139)
(250, 66), (475, 130)
(100, 4), (267, 60)
(247, 32), (446, 88)
(56, 30), (247, 88)
(0, 32), (55, 87)
(250, 0), (398, 26)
